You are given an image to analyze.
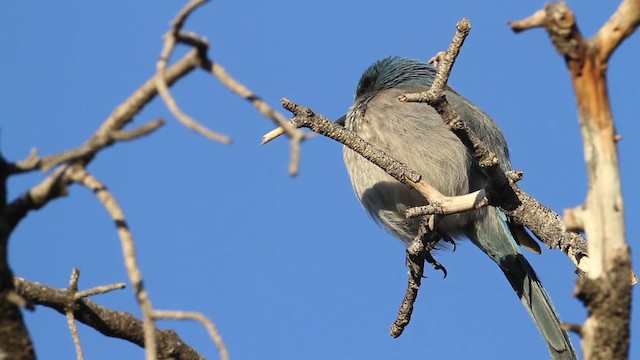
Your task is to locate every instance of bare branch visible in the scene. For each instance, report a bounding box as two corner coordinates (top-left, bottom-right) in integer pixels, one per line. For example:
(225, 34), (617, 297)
(510, 2), (636, 358)
(428, 18), (471, 95)
(76, 283), (127, 300)
(3, 119), (166, 238)
(170, 1), (308, 175)
(171, 0), (208, 29)
(2, 166), (70, 240)
(66, 268), (84, 360)
(202, 59), (305, 175)
(562, 323), (584, 337)
(390, 216), (439, 337)
(68, 268), (80, 292)
(281, 98), (490, 217)
(156, 39), (229, 143)
(508, 187), (588, 272)
(65, 310), (83, 360)
(14, 277), (203, 359)
(280, 94), (588, 276)
(10, 120), (166, 175)
(594, 0), (640, 62)
(110, 119), (166, 142)
(96, 49), (201, 139)
(5, 49), (201, 240)
(67, 167), (157, 360)
(3, 2), (239, 358)
(0, 156), (36, 359)
(156, 0), (231, 144)
(156, 73), (232, 143)
(508, 9), (547, 32)
(10, 148), (39, 174)
(261, 127), (286, 145)
(154, 310), (229, 360)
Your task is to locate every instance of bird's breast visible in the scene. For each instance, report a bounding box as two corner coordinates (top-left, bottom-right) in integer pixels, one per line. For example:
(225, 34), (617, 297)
(342, 88), (474, 243)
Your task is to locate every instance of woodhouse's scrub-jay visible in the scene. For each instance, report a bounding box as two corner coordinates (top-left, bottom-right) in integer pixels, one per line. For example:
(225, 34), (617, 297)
(342, 56), (577, 360)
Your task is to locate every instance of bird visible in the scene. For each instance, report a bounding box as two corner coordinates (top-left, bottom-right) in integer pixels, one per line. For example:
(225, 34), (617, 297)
(342, 56), (577, 360)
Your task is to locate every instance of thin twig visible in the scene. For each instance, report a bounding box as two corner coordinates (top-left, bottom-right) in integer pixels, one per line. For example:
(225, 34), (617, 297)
(154, 310), (229, 360)
(172, 0), (208, 29)
(75, 283), (127, 300)
(10, 148), (39, 174)
(110, 119), (166, 142)
(66, 311), (84, 360)
(66, 268), (84, 360)
(10, 119), (166, 174)
(155, 71), (231, 143)
(67, 167), (157, 360)
(429, 19), (471, 96)
(202, 59), (305, 175)
(68, 268), (80, 292)
(96, 49), (201, 139)
(508, 9), (547, 33)
(156, 0), (231, 144)
(400, 20), (518, 212)
(390, 216), (440, 337)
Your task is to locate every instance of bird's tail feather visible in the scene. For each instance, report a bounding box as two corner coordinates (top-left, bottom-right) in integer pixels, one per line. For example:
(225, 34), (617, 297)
(468, 208), (577, 360)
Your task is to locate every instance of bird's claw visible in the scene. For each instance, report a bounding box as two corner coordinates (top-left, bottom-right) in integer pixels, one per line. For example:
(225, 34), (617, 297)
(425, 252), (448, 279)
(443, 236), (456, 252)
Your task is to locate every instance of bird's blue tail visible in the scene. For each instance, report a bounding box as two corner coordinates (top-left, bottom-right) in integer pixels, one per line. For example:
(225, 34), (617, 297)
(468, 208), (577, 360)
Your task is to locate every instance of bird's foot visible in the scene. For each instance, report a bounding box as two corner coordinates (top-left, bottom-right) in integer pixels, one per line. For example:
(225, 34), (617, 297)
(425, 251), (448, 279)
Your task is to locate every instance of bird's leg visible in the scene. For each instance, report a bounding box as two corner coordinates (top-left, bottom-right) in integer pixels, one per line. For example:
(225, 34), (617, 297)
(407, 216), (449, 279)
(421, 215), (448, 278)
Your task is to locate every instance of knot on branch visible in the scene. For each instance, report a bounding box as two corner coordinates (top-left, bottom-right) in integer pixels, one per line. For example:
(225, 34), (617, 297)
(456, 18), (472, 34)
(544, 2), (584, 60)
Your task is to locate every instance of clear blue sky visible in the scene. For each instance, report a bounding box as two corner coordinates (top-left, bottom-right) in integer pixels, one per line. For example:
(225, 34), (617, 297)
(1, 1), (638, 359)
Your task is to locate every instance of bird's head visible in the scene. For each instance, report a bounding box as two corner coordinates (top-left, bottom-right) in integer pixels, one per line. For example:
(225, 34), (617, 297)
(355, 56), (436, 99)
